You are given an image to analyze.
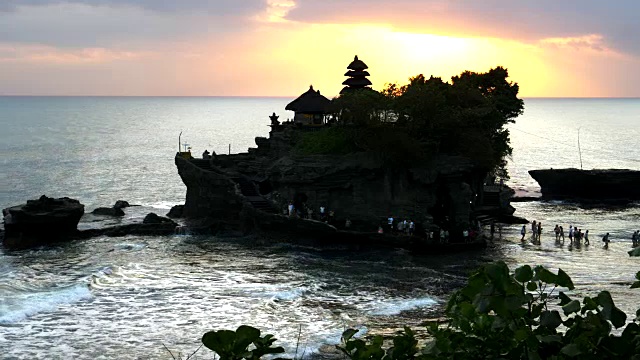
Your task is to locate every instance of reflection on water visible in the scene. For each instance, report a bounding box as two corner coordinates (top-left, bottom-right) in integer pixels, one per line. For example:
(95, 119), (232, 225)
(1, 201), (638, 360)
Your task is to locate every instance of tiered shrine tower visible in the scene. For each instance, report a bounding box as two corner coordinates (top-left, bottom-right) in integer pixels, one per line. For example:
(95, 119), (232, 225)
(340, 55), (372, 94)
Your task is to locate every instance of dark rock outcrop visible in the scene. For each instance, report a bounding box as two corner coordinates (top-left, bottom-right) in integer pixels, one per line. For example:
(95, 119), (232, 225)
(92, 200), (133, 216)
(114, 200), (130, 209)
(166, 205), (185, 218)
(76, 222), (177, 238)
(92, 207), (125, 216)
(2, 195), (84, 249)
(529, 168), (640, 201)
(174, 124), (516, 244)
(143, 212), (175, 225)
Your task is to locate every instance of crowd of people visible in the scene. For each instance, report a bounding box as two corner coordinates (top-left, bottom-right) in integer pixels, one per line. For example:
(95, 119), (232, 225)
(286, 202), (338, 225)
(518, 220), (640, 249)
(380, 216), (416, 236)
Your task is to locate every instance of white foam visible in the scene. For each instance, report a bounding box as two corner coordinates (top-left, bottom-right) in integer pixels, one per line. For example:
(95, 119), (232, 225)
(367, 297), (438, 316)
(114, 242), (146, 251)
(0, 284), (93, 324)
(269, 288), (304, 301)
(142, 201), (180, 210)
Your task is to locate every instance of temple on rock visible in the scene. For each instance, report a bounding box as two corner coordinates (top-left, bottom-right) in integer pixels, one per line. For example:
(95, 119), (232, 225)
(172, 54), (523, 251)
(340, 55), (372, 94)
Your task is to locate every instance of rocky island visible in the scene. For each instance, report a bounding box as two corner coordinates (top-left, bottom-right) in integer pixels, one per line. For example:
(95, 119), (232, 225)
(174, 56), (526, 250)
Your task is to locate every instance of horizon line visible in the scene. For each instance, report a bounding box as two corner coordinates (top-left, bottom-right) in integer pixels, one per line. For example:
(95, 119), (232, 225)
(1, 95), (640, 100)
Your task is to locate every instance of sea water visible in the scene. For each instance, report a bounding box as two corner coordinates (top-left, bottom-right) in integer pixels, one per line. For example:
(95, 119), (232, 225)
(0, 97), (639, 359)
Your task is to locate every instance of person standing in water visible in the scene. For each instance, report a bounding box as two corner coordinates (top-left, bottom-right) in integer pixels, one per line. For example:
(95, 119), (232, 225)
(584, 230), (589, 245)
(537, 222), (543, 243)
(520, 225), (526, 241)
(602, 232), (610, 249)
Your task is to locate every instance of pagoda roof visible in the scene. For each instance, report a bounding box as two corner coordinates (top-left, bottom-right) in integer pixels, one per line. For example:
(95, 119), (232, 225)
(344, 69), (370, 77)
(285, 85), (331, 113)
(340, 86), (380, 95)
(347, 55), (368, 70)
(342, 77), (373, 87)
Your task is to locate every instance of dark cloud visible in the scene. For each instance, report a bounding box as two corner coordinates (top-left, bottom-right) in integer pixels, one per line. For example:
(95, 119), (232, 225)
(0, 0), (266, 47)
(285, 0), (640, 55)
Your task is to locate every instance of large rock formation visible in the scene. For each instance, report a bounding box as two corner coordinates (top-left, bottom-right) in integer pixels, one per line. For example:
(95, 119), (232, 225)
(175, 126), (504, 242)
(529, 168), (640, 201)
(2, 195), (85, 249)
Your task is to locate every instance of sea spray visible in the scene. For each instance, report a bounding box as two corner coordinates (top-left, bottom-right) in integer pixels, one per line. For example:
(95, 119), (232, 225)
(0, 284), (93, 324)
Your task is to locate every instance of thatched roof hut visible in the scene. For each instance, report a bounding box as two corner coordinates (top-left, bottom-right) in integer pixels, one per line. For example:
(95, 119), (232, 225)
(286, 85), (331, 125)
(285, 85), (330, 114)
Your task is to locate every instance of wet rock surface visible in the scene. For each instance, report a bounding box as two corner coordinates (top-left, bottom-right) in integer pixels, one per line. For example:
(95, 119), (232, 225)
(2, 195), (85, 249)
(166, 204), (185, 218)
(175, 127), (514, 244)
(92, 207), (125, 216)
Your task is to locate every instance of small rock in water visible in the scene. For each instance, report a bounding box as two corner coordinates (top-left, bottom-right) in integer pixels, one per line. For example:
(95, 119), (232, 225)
(92, 207), (125, 217)
(143, 212), (174, 224)
(114, 200), (130, 209)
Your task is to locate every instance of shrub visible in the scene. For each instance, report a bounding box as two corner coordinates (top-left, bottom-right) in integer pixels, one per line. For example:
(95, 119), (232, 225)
(200, 263), (640, 359)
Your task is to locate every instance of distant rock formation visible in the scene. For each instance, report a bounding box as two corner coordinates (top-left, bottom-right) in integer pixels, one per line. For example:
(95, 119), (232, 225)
(529, 168), (640, 201)
(2, 195), (84, 249)
(91, 200), (133, 216)
(92, 207), (125, 216)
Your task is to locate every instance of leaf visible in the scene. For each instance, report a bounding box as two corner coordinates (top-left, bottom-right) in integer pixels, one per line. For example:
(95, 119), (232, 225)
(582, 296), (598, 313)
(202, 330), (237, 355)
(527, 282), (538, 291)
(631, 273), (640, 289)
(534, 266), (557, 284)
(562, 300), (581, 316)
(341, 329), (359, 343)
(560, 343), (582, 357)
(597, 291), (615, 309)
(515, 265), (533, 283)
(538, 335), (562, 343)
(556, 269), (575, 290)
(610, 306), (628, 329)
(540, 310), (563, 329)
(598, 291), (627, 328)
(558, 291), (572, 306)
(234, 325), (260, 352)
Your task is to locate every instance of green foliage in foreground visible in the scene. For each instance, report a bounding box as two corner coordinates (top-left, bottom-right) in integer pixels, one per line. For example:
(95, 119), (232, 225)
(201, 325), (286, 360)
(200, 263), (640, 360)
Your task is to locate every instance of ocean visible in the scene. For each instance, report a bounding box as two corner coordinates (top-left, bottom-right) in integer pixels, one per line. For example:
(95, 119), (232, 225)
(1, 97), (639, 359)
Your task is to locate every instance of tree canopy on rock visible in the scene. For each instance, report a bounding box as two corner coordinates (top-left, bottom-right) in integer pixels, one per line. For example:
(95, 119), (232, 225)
(299, 66), (524, 175)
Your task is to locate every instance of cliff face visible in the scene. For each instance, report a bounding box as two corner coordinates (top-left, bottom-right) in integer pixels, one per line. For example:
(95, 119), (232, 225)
(176, 126), (491, 236)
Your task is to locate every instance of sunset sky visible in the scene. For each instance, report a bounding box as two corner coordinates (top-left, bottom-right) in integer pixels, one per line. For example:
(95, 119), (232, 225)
(1, 0), (639, 97)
